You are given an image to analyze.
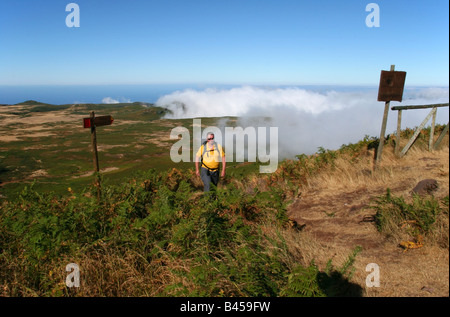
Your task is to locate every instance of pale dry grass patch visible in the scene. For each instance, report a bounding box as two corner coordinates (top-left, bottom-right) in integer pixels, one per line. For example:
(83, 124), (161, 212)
(358, 245), (449, 297)
(307, 144), (449, 198)
(61, 244), (194, 297)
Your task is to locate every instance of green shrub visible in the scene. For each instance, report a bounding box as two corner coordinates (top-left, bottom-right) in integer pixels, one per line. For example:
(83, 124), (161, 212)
(371, 189), (448, 240)
(0, 165), (362, 297)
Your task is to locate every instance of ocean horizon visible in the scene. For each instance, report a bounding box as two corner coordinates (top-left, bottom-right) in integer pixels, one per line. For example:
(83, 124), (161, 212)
(0, 84), (217, 105)
(1, 83), (448, 106)
(0, 83), (418, 105)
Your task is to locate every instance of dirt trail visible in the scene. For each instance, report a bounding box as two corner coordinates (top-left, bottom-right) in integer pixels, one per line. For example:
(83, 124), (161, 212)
(287, 147), (449, 297)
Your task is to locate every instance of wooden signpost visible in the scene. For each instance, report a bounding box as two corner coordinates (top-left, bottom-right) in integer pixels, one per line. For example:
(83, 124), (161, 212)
(375, 66), (448, 161)
(83, 111), (114, 200)
(376, 65), (407, 164)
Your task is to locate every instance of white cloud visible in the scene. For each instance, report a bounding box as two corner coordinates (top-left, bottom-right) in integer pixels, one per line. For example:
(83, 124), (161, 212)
(101, 97), (132, 104)
(156, 86), (449, 157)
(156, 86), (348, 118)
(102, 97), (120, 104)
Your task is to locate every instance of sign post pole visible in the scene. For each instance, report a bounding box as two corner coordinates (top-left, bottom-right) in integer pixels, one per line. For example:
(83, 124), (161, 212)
(375, 65), (406, 165)
(90, 111), (101, 201)
(376, 65), (395, 164)
(84, 112), (114, 201)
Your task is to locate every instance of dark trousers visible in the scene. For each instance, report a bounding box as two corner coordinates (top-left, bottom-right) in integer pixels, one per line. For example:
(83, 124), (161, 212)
(200, 167), (219, 192)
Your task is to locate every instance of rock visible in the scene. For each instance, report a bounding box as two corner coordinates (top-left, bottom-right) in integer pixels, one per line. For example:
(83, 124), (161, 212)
(288, 217), (306, 231)
(421, 286), (434, 294)
(412, 179), (438, 196)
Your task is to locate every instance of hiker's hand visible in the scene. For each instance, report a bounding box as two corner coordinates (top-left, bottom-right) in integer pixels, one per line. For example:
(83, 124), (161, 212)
(221, 171), (225, 178)
(196, 170), (200, 177)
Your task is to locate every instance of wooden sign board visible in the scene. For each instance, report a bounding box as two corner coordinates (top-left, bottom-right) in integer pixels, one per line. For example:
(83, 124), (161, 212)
(83, 115), (114, 128)
(377, 70), (407, 102)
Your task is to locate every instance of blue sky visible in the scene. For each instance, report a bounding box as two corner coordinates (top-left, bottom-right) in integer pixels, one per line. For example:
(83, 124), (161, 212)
(0, 0), (448, 86)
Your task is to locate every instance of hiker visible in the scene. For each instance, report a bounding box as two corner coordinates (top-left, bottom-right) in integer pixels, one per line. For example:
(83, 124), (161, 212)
(195, 133), (226, 192)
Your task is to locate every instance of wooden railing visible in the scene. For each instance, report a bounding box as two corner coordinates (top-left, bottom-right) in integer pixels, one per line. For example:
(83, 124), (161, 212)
(390, 103), (449, 157)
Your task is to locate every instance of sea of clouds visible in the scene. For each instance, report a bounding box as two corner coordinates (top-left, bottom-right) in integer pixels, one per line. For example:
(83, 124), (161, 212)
(155, 86), (449, 157)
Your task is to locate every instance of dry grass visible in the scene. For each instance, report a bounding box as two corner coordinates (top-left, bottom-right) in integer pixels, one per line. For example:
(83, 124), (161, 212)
(287, 136), (449, 297)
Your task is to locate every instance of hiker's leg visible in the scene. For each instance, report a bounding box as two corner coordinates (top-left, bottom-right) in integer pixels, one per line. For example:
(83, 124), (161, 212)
(200, 168), (211, 192)
(210, 170), (219, 187)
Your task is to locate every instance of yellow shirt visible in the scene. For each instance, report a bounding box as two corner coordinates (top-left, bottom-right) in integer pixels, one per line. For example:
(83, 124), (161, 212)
(196, 142), (225, 170)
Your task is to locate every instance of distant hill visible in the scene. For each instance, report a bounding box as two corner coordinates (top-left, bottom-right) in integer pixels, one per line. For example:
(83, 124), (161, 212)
(13, 100), (73, 113)
(14, 100), (159, 107)
(15, 100), (54, 106)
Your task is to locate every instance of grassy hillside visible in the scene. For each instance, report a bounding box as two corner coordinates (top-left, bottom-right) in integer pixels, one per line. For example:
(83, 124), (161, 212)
(0, 102), (254, 200)
(0, 102), (448, 297)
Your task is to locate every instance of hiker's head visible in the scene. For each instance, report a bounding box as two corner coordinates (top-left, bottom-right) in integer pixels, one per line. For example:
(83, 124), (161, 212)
(207, 133), (214, 144)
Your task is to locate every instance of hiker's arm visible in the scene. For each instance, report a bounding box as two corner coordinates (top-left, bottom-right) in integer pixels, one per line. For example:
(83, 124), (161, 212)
(221, 155), (226, 177)
(195, 155), (200, 176)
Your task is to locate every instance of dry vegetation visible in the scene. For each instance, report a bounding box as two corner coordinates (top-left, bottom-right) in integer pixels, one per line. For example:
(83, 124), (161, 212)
(0, 103), (448, 297)
(285, 138), (449, 296)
